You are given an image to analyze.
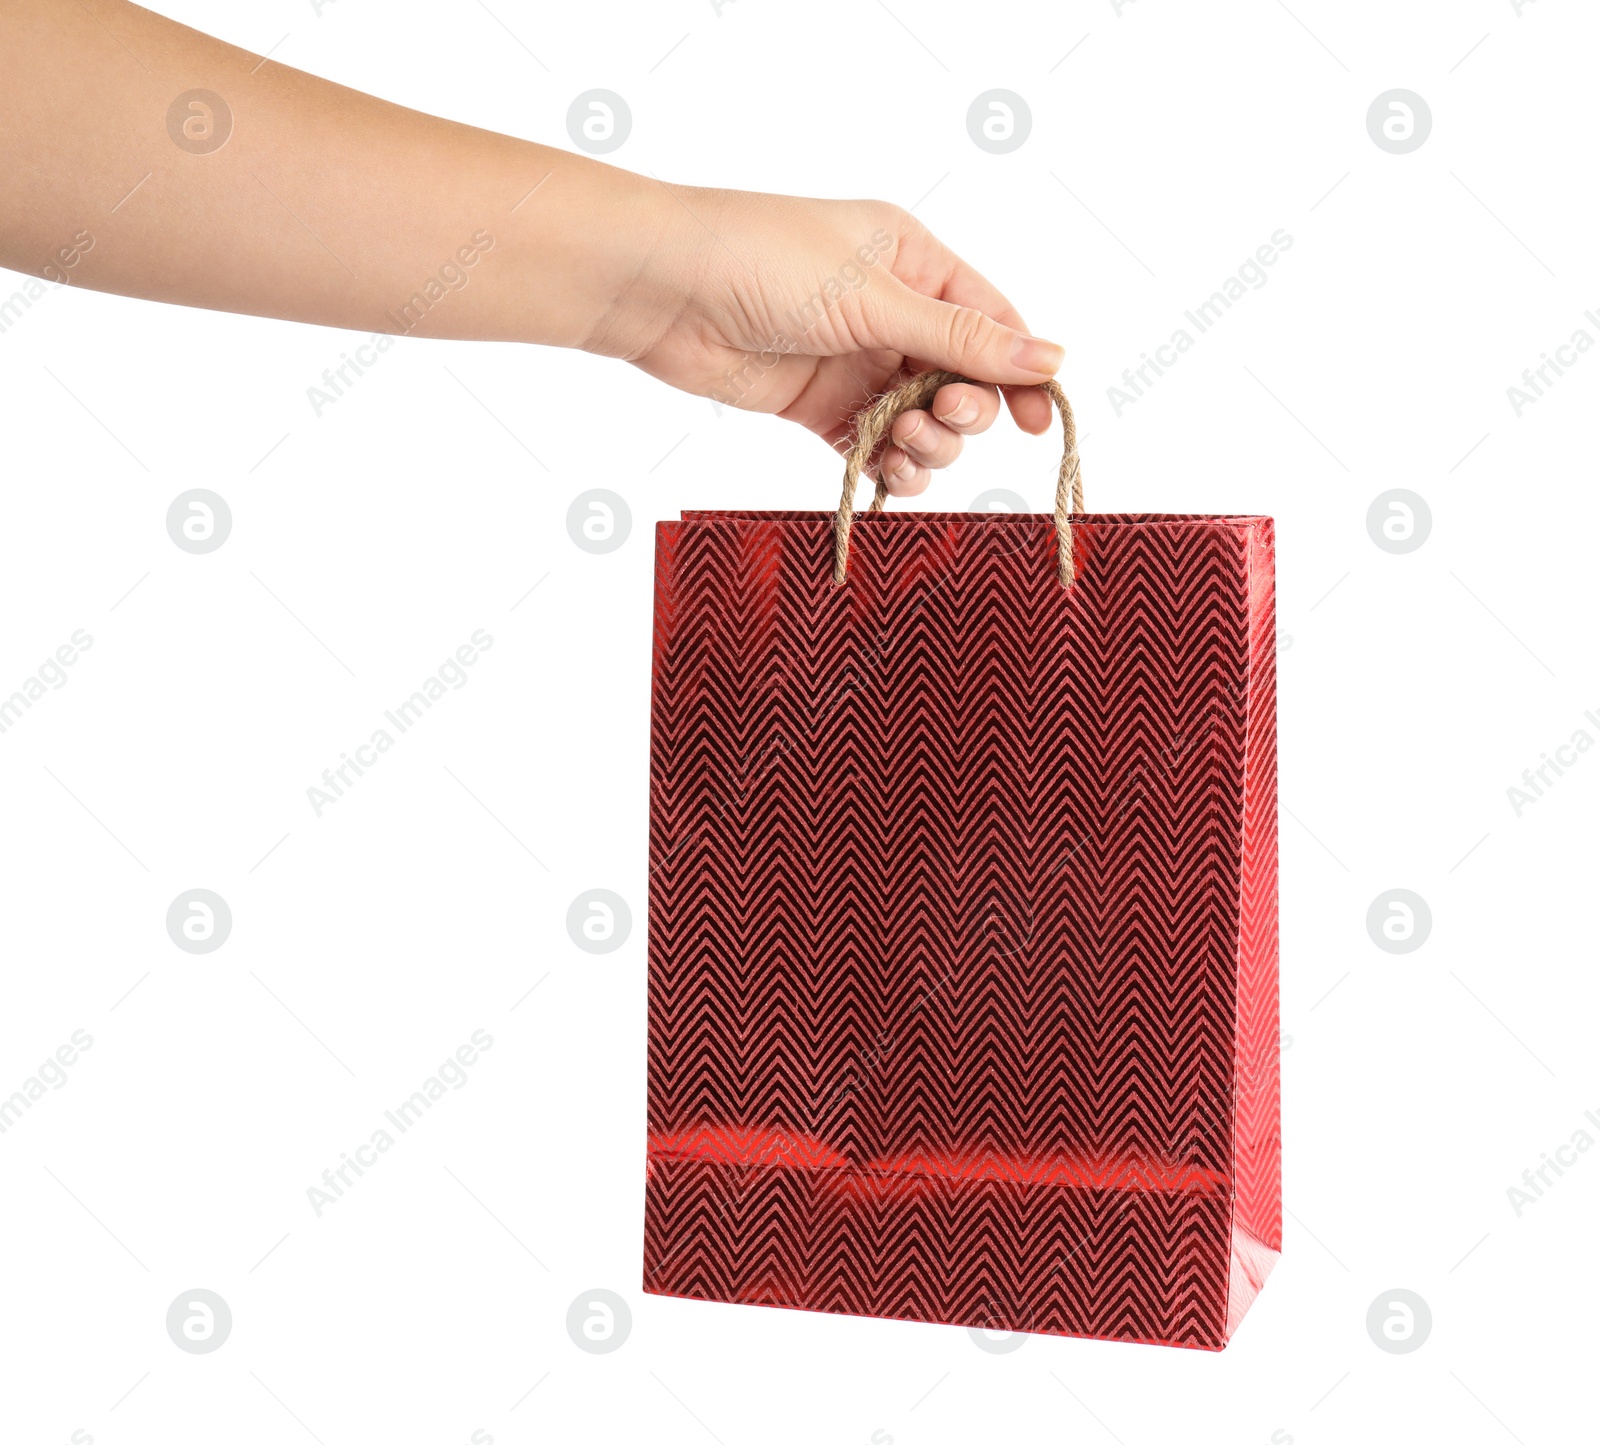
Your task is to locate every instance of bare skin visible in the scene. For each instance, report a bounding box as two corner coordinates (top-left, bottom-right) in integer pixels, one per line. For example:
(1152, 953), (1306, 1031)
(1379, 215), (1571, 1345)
(0, 0), (1066, 493)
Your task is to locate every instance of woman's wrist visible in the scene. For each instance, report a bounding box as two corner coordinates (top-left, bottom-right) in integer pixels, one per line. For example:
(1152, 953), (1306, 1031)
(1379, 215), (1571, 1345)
(545, 161), (719, 364)
(447, 146), (697, 359)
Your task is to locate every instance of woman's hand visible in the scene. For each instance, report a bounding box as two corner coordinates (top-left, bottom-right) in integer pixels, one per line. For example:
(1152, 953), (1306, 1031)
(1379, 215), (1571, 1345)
(599, 183), (1064, 495)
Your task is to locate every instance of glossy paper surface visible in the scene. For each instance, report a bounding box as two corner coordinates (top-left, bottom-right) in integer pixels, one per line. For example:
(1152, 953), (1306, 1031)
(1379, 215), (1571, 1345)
(643, 510), (1279, 1349)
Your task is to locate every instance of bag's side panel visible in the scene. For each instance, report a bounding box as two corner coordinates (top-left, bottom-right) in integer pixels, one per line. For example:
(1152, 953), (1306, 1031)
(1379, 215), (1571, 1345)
(1226, 518), (1281, 1337)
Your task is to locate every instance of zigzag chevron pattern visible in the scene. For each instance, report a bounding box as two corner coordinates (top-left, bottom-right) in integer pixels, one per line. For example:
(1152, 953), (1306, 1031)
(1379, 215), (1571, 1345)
(644, 510), (1279, 1350)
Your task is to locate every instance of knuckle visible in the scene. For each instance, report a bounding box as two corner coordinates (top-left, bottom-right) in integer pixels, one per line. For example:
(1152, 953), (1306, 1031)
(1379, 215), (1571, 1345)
(944, 305), (991, 361)
(873, 200), (912, 237)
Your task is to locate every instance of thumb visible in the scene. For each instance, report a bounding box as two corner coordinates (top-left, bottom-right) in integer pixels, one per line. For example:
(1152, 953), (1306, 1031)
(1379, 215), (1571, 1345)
(864, 283), (1064, 385)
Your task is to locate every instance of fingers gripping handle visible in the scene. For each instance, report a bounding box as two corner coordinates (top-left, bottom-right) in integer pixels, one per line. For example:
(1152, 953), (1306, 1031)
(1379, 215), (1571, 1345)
(832, 371), (1084, 586)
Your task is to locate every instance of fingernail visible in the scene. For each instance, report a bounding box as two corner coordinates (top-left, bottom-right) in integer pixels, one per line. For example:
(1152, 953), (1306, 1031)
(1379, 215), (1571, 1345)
(1011, 335), (1064, 376)
(899, 413), (924, 445)
(886, 454), (917, 485)
(940, 396), (978, 427)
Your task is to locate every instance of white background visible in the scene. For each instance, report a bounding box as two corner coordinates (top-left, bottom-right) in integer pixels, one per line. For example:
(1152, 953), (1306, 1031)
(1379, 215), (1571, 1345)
(2, 1), (1595, 1442)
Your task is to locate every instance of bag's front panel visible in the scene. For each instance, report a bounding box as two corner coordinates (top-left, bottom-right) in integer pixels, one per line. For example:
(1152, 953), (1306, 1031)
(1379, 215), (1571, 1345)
(646, 513), (1259, 1348)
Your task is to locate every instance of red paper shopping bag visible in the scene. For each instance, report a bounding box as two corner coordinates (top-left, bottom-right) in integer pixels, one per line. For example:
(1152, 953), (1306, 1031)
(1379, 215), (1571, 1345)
(642, 371), (1279, 1348)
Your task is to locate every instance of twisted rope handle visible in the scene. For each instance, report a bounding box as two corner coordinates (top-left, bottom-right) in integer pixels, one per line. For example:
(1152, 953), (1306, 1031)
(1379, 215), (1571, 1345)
(832, 371), (1084, 586)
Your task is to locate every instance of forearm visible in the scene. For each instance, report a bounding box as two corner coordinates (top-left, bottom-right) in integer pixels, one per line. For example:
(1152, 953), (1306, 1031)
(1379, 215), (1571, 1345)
(0, 0), (675, 348)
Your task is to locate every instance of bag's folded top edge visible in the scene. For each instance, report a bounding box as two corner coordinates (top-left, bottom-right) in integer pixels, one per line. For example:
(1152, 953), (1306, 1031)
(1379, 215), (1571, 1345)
(678, 511), (1272, 526)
